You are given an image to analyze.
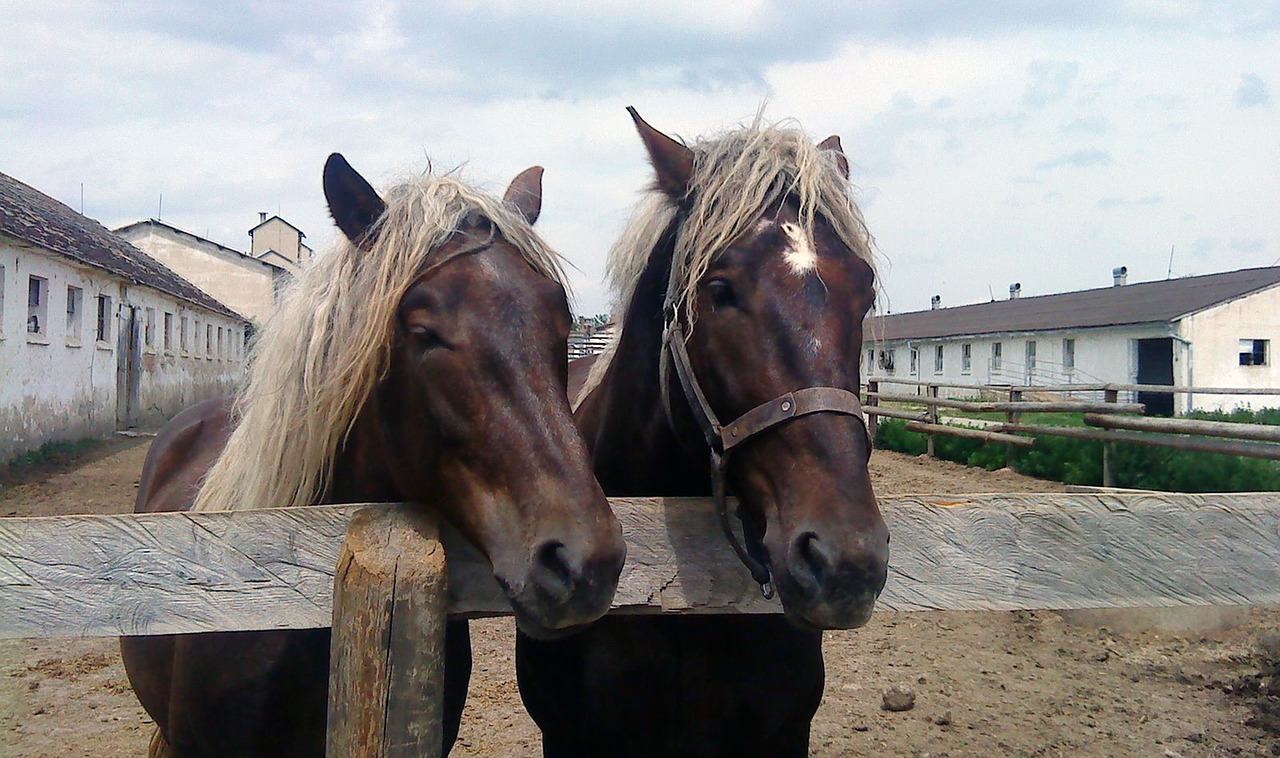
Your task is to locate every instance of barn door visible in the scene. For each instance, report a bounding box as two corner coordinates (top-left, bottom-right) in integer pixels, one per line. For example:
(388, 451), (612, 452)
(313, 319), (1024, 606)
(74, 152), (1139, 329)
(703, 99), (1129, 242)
(116, 305), (141, 428)
(1135, 337), (1174, 417)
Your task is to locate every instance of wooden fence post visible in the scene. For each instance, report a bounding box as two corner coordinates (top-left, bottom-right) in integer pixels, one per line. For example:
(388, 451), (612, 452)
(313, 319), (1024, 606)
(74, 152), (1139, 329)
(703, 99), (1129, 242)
(1007, 388), (1023, 466)
(926, 384), (939, 458)
(866, 379), (879, 443)
(328, 507), (447, 758)
(1102, 388), (1118, 487)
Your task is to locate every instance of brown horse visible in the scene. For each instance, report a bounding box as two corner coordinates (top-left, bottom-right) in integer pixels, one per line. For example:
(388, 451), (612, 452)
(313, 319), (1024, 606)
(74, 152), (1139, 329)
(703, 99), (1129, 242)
(516, 110), (889, 756)
(120, 154), (626, 757)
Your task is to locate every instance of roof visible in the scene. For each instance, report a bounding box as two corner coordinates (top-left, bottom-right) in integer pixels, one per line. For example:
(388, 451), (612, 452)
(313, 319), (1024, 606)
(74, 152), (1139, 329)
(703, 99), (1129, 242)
(872, 266), (1280, 342)
(115, 218), (288, 273)
(248, 214), (304, 237)
(0, 172), (244, 321)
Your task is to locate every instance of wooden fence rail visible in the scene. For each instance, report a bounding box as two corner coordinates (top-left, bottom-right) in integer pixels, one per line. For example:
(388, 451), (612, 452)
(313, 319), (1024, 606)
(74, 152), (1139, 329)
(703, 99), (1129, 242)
(4, 493), (1279, 755)
(3, 494), (1279, 640)
(862, 379), (1280, 484)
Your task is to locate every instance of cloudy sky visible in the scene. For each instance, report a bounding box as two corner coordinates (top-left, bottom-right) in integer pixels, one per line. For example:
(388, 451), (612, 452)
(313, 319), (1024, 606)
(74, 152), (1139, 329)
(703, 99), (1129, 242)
(3, 1), (1277, 316)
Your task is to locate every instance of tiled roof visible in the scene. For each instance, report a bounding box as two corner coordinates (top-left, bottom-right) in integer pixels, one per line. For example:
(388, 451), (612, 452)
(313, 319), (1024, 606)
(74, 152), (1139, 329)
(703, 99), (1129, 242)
(0, 171), (243, 320)
(872, 267), (1280, 341)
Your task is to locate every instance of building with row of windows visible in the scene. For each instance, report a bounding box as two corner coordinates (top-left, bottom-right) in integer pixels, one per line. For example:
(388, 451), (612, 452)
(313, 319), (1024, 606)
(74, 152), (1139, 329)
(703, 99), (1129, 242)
(0, 170), (249, 462)
(866, 266), (1280, 414)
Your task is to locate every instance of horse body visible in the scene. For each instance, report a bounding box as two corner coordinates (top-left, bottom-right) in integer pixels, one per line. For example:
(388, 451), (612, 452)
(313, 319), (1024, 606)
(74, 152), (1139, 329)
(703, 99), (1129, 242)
(517, 111), (887, 757)
(121, 156), (625, 757)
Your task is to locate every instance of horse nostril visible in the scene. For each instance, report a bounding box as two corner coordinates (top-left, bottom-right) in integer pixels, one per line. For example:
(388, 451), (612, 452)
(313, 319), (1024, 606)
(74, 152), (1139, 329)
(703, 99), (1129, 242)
(790, 532), (828, 597)
(532, 541), (576, 602)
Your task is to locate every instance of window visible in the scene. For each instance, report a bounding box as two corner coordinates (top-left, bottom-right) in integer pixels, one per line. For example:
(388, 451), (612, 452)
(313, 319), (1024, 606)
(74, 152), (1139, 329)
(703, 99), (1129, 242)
(217, 326), (224, 359)
(1063, 338), (1076, 371)
(992, 342), (1002, 371)
(27, 276), (48, 336)
(193, 319), (201, 355)
(163, 312), (173, 352)
(0, 264), (6, 337)
(909, 347), (919, 375)
(66, 286), (83, 343)
(1025, 340), (1037, 372)
(144, 307), (156, 349)
(180, 316), (189, 353)
(961, 343), (972, 374)
(866, 348), (875, 373)
(934, 344), (944, 373)
(206, 324), (213, 358)
(1240, 339), (1269, 366)
(96, 294), (113, 342)
(877, 349), (895, 373)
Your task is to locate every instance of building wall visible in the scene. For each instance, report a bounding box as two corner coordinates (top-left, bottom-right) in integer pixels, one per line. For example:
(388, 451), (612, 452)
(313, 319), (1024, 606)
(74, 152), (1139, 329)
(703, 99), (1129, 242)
(249, 218), (306, 266)
(866, 324), (1172, 400)
(119, 225), (277, 323)
(1178, 284), (1280, 412)
(0, 242), (245, 462)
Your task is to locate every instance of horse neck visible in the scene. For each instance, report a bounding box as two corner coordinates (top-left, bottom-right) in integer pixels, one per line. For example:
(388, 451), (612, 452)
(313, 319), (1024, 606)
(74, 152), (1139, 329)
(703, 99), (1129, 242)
(580, 221), (709, 497)
(324, 392), (404, 506)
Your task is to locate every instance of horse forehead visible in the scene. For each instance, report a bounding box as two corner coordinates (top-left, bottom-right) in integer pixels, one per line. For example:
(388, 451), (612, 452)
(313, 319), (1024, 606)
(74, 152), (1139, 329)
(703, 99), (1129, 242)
(752, 218), (817, 277)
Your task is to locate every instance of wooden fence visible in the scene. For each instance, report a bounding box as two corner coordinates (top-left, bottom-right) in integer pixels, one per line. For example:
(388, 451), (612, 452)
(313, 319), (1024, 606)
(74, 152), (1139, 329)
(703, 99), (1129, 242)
(863, 378), (1280, 485)
(2, 493), (1279, 754)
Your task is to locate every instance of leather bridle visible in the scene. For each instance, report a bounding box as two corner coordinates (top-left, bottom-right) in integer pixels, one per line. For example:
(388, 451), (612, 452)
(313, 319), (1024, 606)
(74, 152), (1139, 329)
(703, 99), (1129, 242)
(658, 243), (871, 599)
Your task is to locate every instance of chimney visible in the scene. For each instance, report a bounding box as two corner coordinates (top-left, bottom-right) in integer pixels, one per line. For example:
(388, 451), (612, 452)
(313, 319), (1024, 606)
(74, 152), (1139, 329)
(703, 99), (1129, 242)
(1112, 266), (1128, 287)
(930, 294), (941, 310)
(259, 211), (268, 223)
(1009, 283), (1022, 300)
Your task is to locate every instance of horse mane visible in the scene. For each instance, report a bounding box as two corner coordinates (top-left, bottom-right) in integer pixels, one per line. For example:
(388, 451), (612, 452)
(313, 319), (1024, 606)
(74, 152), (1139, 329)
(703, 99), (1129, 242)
(576, 116), (876, 407)
(193, 173), (565, 512)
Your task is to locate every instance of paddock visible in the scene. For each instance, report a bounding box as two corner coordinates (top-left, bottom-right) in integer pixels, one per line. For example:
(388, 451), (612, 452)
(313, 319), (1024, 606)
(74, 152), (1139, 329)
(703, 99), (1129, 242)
(1, 439), (1276, 756)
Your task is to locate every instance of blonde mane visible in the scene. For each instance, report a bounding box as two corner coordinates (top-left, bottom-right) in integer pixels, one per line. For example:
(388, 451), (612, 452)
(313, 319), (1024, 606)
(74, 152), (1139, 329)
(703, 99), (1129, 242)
(577, 117), (876, 406)
(193, 173), (565, 512)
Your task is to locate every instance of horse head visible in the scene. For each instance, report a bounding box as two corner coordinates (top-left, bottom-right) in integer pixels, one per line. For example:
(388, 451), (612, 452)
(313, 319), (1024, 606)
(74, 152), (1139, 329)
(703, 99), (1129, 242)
(323, 154), (625, 637)
(630, 111), (889, 630)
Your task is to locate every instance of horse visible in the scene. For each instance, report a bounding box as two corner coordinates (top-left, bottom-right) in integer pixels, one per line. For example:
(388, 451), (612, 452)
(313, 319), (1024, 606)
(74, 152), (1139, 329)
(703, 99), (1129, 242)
(515, 109), (890, 756)
(120, 154), (627, 757)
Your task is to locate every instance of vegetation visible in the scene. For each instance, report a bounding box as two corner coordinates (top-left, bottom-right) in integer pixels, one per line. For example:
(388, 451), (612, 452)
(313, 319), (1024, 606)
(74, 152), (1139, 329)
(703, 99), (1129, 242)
(3, 438), (101, 470)
(874, 408), (1280, 492)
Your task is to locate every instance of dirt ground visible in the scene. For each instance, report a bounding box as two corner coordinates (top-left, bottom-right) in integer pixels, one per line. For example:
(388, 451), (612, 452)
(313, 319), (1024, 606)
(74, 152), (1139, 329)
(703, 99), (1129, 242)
(2, 437), (1277, 757)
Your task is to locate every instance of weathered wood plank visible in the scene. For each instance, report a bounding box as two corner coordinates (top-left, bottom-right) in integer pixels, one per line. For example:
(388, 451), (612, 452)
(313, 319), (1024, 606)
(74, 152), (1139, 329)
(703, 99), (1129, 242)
(1, 494), (1278, 638)
(327, 508), (446, 758)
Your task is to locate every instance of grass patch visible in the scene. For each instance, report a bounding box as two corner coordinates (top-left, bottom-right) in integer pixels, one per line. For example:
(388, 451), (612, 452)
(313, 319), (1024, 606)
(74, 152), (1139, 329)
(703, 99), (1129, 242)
(3, 438), (102, 470)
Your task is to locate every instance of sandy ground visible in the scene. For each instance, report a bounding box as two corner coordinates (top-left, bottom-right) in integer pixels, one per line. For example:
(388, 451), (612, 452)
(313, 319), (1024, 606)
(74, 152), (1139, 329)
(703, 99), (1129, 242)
(1, 437), (1276, 757)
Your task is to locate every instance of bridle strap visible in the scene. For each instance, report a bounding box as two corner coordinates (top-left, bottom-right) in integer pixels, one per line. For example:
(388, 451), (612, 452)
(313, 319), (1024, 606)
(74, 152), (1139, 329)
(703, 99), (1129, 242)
(661, 301), (871, 598)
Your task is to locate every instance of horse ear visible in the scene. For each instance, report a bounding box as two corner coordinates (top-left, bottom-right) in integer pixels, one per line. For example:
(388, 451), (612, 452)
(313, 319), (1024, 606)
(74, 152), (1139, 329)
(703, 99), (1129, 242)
(817, 135), (850, 180)
(627, 106), (694, 198)
(503, 166), (544, 224)
(323, 153), (386, 248)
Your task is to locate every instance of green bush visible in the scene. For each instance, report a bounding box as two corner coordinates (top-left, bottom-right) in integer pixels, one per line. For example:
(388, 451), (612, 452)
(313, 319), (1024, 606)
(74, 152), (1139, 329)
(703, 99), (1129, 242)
(872, 415), (1280, 492)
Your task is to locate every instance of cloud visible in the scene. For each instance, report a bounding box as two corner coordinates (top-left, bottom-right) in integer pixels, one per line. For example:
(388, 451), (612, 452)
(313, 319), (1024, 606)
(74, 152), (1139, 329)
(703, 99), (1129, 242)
(1059, 116), (1109, 134)
(1234, 73), (1271, 108)
(1023, 60), (1079, 108)
(1036, 148), (1112, 170)
(1097, 195), (1163, 209)
(1228, 237), (1266, 253)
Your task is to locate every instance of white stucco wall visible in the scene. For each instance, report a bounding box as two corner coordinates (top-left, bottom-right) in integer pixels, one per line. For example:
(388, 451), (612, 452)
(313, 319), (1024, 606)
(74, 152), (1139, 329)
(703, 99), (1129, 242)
(0, 242), (246, 462)
(249, 217), (306, 266)
(119, 225), (277, 323)
(1177, 283), (1280, 412)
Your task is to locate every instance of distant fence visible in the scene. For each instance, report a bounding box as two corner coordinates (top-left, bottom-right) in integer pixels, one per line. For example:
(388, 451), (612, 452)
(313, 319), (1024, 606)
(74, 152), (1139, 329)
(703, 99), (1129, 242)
(863, 378), (1280, 486)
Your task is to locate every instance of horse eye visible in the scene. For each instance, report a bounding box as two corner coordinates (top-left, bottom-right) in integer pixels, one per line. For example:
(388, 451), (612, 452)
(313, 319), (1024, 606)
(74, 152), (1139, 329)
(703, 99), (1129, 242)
(706, 279), (737, 310)
(408, 325), (447, 350)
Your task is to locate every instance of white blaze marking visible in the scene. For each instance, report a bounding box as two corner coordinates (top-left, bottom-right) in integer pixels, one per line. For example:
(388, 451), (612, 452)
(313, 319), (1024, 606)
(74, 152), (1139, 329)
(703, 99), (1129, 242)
(779, 221), (818, 275)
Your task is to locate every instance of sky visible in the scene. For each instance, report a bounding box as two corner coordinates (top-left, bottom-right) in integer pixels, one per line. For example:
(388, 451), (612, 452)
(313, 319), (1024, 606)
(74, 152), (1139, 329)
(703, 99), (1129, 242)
(2, 1), (1277, 317)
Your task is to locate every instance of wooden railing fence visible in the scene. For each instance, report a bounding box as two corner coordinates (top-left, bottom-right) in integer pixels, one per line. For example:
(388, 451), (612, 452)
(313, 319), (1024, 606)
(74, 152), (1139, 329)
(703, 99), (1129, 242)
(3, 493), (1279, 755)
(864, 378), (1280, 486)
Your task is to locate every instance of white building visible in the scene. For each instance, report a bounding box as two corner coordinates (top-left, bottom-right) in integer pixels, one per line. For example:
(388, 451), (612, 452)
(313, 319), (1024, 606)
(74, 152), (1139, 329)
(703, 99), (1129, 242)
(867, 267), (1280, 414)
(116, 213), (309, 324)
(0, 170), (249, 462)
